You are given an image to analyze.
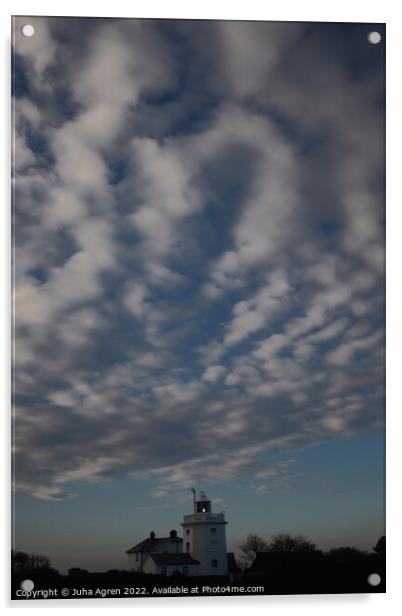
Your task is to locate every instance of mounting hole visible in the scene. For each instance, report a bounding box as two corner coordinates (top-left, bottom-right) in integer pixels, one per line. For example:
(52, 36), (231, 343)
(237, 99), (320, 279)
(20, 579), (34, 592)
(368, 31), (381, 45)
(21, 24), (35, 38)
(367, 573), (381, 586)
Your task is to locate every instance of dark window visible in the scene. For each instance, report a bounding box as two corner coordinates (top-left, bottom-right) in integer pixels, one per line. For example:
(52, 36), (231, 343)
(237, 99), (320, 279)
(197, 501), (211, 513)
(183, 566), (188, 576)
(186, 529), (190, 536)
(186, 542), (190, 551)
(135, 553), (139, 562)
(212, 559), (218, 568)
(210, 528), (216, 533)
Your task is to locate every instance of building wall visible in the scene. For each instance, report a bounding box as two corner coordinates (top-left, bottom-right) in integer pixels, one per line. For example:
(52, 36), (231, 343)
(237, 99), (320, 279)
(127, 552), (143, 572)
(142, 556), (199, 577)
(182, 517), (228, 576)
(142, 556), (157, 575)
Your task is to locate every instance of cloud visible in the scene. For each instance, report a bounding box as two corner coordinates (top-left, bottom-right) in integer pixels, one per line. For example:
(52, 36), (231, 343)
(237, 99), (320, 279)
(326, 330), (383, 367)
(202, 365), (226, 383)
(223, 269), (290, 347)
(146, 263), (186, 288)
(186, 105), (299, 291)
(150, 488), (170, 499)
(12, 18), (384, 501)
(14, 16), (56, 76)
(218, 21), (301, 99)
(152, 380), (204, 404)
(124, 135), (202, 281)
(252, 334), (291, 361)
(123, 283), (149, 318)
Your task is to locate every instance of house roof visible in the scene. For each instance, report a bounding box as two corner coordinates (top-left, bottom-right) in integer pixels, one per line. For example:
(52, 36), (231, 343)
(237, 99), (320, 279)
(149, 553), (200, 566)
(126, 536), (182, 554)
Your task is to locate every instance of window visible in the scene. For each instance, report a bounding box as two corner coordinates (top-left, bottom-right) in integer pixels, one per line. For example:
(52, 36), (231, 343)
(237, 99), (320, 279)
(135, 553), (139, 562)
(210, 528), (216, 534)
(186, 542), (190, 551)
(212, 559), (218, 568)
(186, 529), (190, 536)
(183, 566), (188, 576)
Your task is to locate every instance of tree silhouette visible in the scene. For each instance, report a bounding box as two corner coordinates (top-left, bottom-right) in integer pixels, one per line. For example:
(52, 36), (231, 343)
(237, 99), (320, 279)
(68, 567), (89, 576)
(238, 533), (269, 568)
(11, 550), (52, 573)
(373, 536), (385, 555)
(328, 546), (367, 564)
(11, 551), (30, 572)
(267, 533), (317, 553)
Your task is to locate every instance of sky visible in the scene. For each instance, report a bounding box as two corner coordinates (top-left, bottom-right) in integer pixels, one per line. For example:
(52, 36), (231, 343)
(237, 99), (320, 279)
(12, 16), (385, 573)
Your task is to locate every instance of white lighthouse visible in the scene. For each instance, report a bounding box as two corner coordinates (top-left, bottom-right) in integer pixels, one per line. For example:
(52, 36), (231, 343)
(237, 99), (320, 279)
(181, 490), (228, 576)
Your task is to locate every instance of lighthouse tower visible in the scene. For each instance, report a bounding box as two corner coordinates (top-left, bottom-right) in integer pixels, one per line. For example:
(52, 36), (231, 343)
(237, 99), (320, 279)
(181, 490), (228, 576)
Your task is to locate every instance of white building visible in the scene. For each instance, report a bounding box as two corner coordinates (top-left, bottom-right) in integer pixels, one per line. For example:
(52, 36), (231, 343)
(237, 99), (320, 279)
(181, 490), (228, 576)
(142, 553), (200, 576)
(126, 491), (230, 577)
(126, 529), (200, 575)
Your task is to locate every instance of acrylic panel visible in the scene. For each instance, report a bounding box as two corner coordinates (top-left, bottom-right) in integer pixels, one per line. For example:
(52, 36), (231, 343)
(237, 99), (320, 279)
(11, 16), (385, 600)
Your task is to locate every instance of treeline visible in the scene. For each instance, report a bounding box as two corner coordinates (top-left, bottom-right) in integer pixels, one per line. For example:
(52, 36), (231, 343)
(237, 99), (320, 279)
(11, 534), (385, 597)
(11, 550), (62, 589)
(12, 551), (53, 572)
(237, 533), (385, 594)
(237, 533), (385, 568)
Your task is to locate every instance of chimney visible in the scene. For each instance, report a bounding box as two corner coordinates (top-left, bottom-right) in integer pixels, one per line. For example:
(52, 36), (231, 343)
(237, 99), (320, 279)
(150, 531), (156, 539)
(169, 529), (177, 538)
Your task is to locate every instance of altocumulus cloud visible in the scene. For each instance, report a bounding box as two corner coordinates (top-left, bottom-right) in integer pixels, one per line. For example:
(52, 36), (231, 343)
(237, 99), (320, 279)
(12, 18), (384, 500)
